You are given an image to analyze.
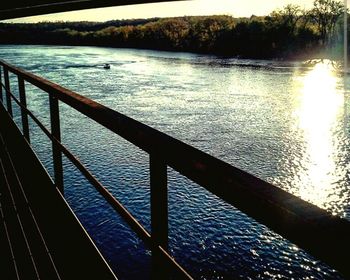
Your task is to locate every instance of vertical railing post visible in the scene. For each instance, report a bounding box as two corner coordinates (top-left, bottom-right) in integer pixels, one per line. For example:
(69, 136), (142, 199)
(4, 67), (13, 117)
(0, 66), (3, 102)
(150, 154), (169, 278)
(49, 93), (64, 194)
(18, 76), (30, 143)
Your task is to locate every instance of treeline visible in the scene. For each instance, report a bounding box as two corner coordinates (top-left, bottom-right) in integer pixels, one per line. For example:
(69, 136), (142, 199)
(0, 18), (158, 32)
(0, 0), (347, 59)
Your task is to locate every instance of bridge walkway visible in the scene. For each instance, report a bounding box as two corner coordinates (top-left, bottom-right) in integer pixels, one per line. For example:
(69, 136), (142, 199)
(0, 102), (117, 280)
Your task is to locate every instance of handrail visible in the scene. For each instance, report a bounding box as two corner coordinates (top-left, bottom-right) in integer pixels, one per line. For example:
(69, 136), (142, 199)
(0, 63), (191, 279)
(0, 59), (349, 278)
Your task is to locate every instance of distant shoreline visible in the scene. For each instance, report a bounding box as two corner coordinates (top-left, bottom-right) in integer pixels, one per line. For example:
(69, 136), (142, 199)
(0, 13), (346, 61)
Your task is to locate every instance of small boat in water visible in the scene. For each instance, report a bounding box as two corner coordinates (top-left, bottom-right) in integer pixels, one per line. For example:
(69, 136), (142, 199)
(103, 63), (110, 69)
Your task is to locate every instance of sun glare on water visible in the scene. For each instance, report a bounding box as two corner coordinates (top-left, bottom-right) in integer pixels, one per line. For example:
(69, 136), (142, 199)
(293, 60), (346, 214)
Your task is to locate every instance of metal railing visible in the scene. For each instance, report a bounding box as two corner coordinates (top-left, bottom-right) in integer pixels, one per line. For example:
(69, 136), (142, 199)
(0, 59), (349, 279)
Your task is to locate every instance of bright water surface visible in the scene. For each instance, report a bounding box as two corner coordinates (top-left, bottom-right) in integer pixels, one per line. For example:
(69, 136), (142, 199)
(1, 45), (349, 279)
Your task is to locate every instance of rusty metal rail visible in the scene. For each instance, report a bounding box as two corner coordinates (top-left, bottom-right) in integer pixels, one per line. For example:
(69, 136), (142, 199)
(0, 59), (349, 279)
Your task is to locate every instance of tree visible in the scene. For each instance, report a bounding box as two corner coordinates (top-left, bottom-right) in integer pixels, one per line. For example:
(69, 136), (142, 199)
(268, 4), (303, 35)
(309, 0), (345, 44)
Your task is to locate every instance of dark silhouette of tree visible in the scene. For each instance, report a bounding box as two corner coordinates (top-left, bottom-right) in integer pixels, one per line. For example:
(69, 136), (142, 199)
(267, 4), (303, 35)
(309, 0), (344, 45)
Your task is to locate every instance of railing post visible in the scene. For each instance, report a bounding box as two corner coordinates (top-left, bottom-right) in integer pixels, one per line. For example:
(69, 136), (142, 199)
(4, 67), (13, 117)
(18, 76), (30, 143)
(150, 154), (169, 278)
(0, 66), (3, 102)
(49, 93), (64, 194)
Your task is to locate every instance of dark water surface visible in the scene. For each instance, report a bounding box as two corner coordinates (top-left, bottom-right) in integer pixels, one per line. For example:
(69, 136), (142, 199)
(1, 45), (349, 279)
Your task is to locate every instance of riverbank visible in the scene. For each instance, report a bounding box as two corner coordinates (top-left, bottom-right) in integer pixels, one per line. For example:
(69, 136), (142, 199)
(0, 14), (345, 60)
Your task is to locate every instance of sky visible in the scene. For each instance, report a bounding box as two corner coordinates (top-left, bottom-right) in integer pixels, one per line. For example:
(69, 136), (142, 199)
(4, 0), (317, 23)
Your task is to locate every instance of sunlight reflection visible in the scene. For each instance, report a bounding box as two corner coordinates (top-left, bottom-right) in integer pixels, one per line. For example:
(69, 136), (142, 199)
(294, 60), (345, 212)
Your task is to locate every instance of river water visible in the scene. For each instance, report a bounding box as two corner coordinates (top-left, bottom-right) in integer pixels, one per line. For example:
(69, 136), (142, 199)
(0, 45), (349, 279)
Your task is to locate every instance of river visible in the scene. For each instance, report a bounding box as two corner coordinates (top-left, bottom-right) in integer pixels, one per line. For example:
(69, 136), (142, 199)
(0, 45), (349, 279)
